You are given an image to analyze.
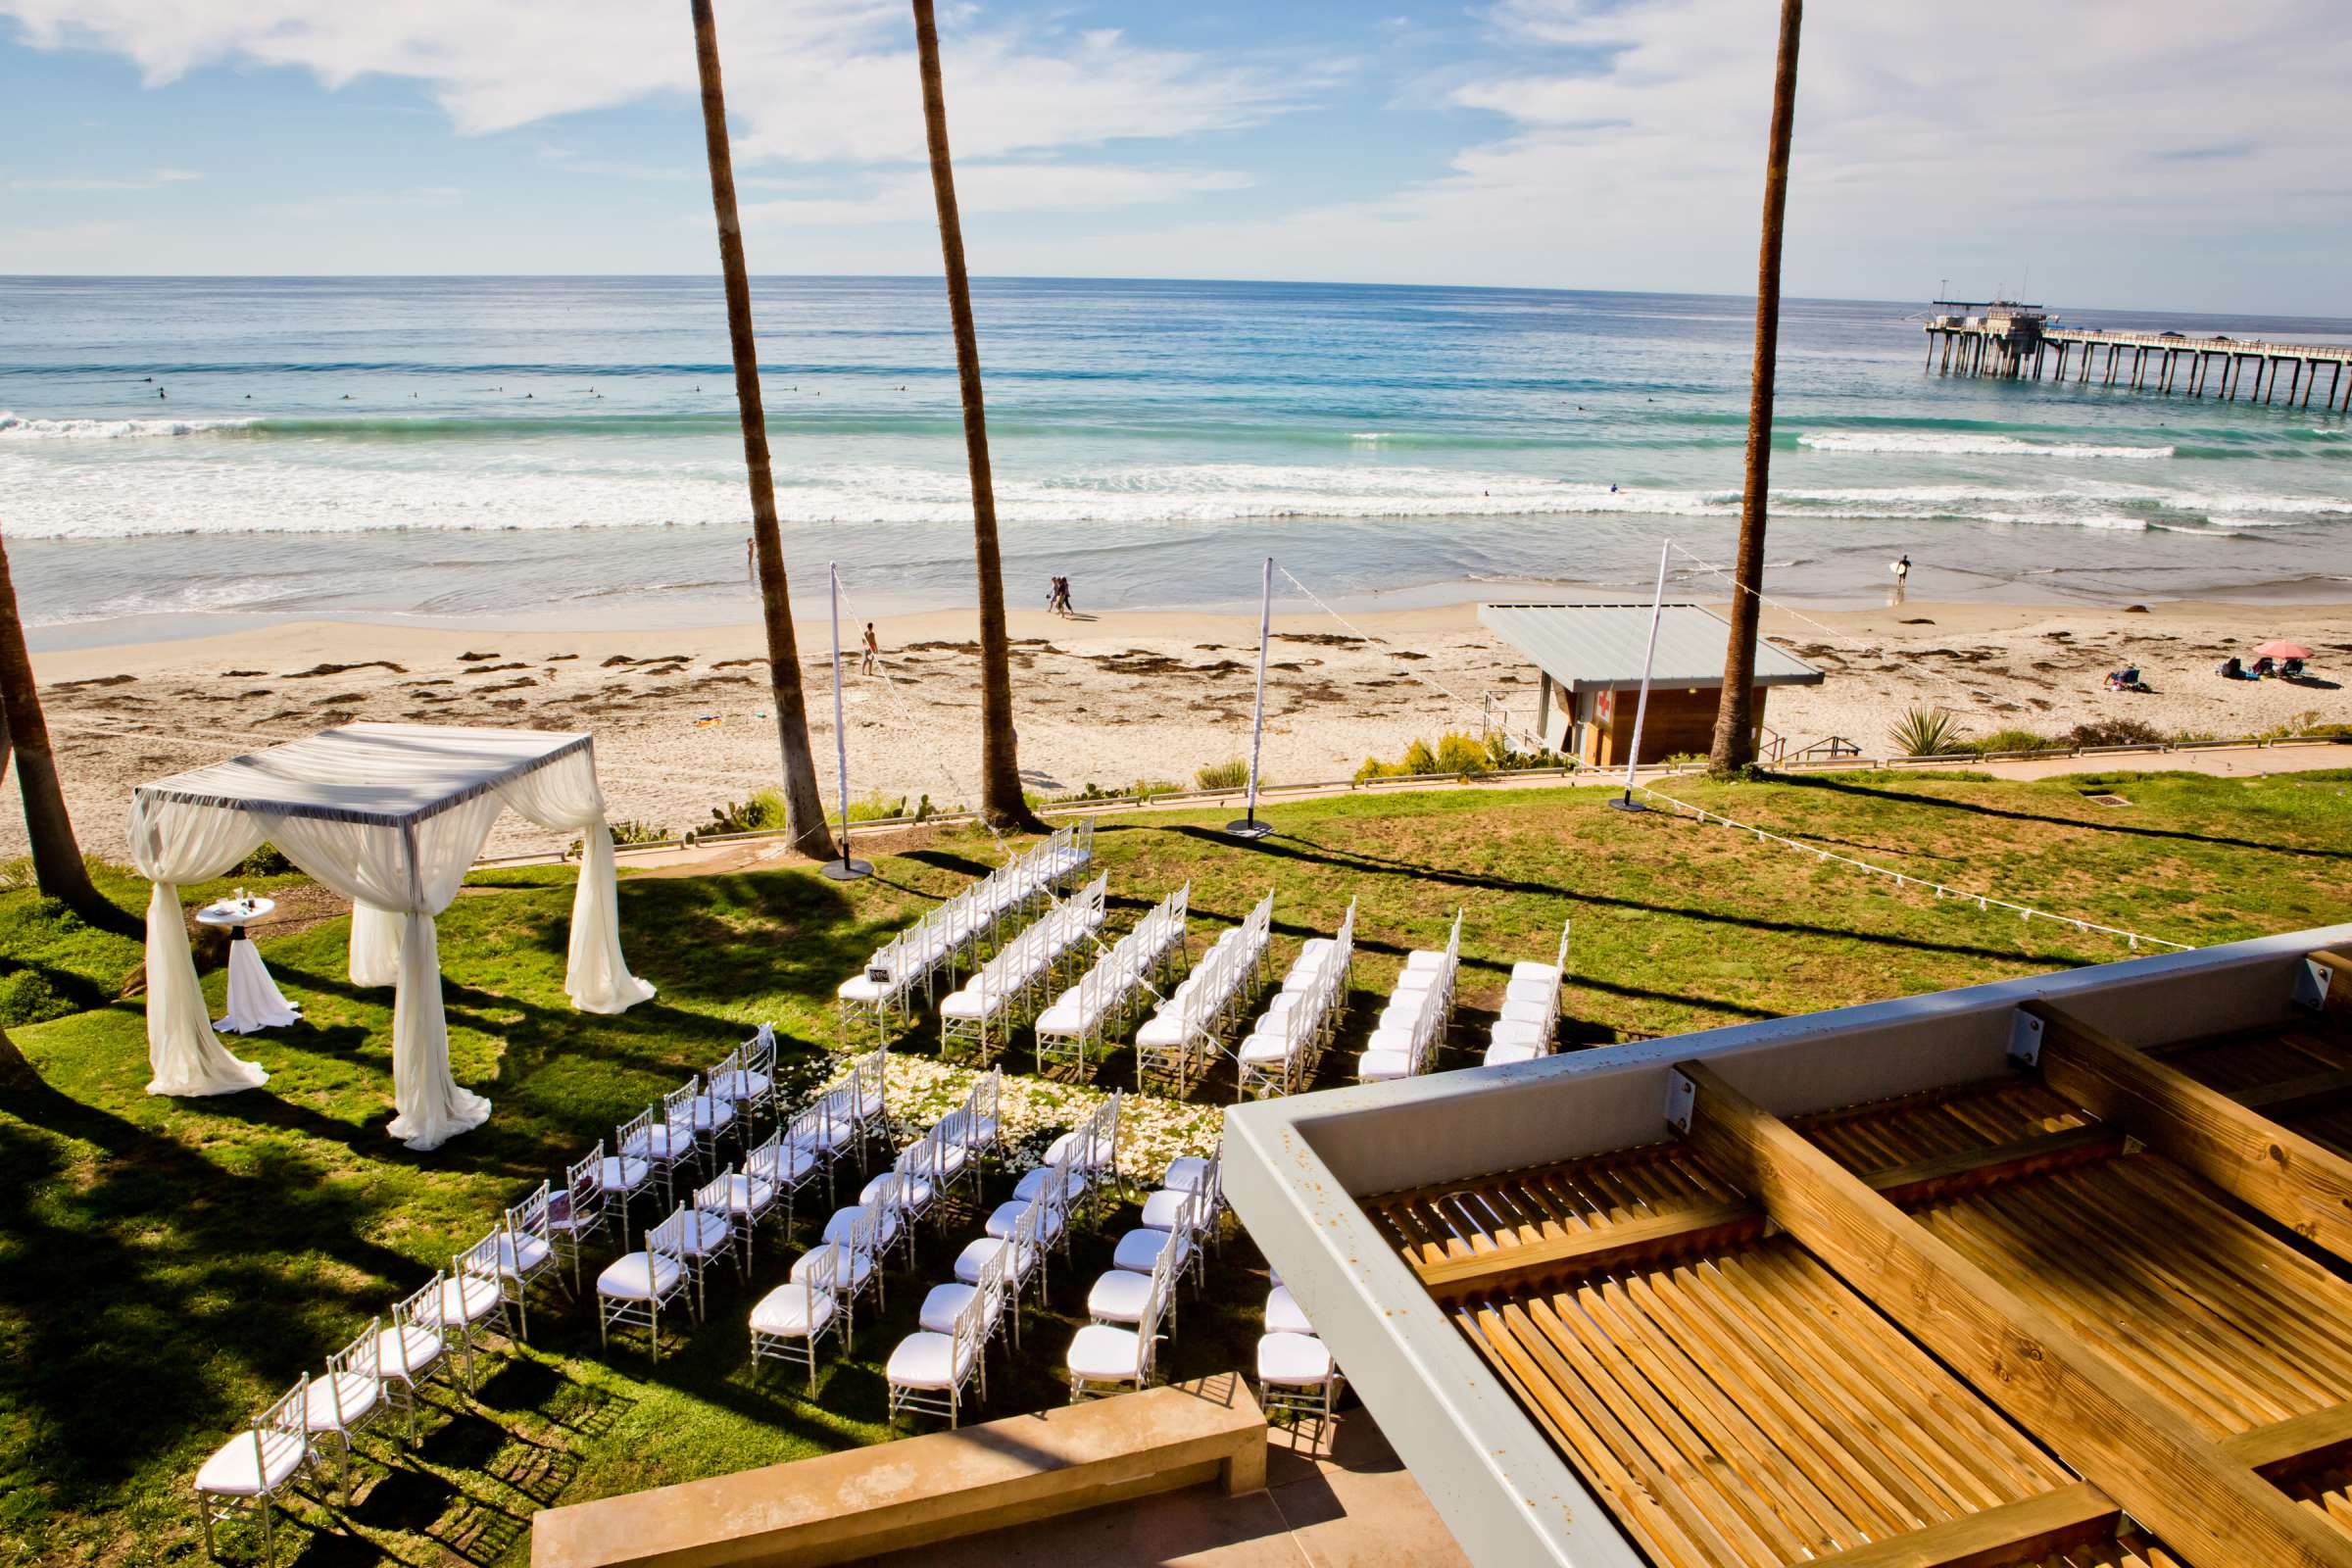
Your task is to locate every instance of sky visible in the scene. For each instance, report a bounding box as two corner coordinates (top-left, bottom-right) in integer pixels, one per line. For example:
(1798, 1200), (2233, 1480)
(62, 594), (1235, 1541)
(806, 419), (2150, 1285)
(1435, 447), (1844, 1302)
(1, 0), (2346, 314)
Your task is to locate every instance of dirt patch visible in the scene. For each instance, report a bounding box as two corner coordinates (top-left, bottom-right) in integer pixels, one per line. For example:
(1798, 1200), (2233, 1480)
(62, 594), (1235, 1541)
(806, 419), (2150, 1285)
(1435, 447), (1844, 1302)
(464, 662), (529, 675)
(52, 673), (135, 690)
(284, 661), (405, 678)
(1273, 632), (1364, 648)
(457, 650), (500, 662)
(711, 658), (762, 670)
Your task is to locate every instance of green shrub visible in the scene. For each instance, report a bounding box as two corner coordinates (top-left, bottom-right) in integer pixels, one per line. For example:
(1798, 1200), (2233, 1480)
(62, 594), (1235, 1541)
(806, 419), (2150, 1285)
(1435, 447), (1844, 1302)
(1435, 733), (1490, 776)
(1890, 708), (1967, 757)
(1195, 758), (1251, 791)
(846, 793), (907, 823)
(707, 788), (788, 835)
(1127, 778), (1186, 800)
(232, 844), (295, 876)
(2066, 717), (2163, 748)
(1401, 739), (1439, 775)
(0, 967), (71, 1028)
(1969, 727), (2059, 755)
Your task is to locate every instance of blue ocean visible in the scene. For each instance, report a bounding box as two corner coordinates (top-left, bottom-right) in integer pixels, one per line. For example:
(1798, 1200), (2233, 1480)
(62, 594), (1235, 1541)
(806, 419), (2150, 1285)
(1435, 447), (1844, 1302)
(2, 274), (2348, 644)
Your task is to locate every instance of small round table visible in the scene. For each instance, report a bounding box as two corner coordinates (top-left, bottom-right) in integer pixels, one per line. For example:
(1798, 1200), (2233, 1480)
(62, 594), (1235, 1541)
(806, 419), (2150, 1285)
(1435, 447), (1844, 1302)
(196, 897), (303, 1034)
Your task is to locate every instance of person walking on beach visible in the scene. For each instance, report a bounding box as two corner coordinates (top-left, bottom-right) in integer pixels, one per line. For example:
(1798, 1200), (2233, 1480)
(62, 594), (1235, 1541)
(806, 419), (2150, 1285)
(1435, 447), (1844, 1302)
(860, 621), (879, 675)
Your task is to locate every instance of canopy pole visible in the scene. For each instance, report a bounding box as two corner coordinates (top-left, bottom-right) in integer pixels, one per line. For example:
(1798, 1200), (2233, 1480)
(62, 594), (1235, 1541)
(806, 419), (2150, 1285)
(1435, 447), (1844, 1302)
(821, 563), (873, 881)
(1608, 538), (1672, 813)
(1227, 556), (1276, 841)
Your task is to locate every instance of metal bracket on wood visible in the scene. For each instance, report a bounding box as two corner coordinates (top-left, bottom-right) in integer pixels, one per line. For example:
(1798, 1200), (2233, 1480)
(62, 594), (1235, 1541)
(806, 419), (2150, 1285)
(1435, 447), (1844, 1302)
(2008, 1009), (2044, 1070)
(1664, 1068), (1696, 1134)
(2295, 956), (2333, 1013)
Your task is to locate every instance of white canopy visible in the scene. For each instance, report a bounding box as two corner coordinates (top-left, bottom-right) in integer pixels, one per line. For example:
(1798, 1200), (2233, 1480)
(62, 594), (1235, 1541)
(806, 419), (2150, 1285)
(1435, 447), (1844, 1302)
(128, 723), (655, 1151)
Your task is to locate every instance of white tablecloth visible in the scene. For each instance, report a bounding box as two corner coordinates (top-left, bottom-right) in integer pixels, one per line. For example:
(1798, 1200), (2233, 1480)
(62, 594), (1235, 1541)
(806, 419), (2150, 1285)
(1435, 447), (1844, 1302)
(217, 938), (302, 1034)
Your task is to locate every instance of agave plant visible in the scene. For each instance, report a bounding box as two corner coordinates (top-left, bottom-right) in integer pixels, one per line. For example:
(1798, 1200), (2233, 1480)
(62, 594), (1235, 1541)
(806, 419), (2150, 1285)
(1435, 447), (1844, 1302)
(1890, 707), (1967, 758)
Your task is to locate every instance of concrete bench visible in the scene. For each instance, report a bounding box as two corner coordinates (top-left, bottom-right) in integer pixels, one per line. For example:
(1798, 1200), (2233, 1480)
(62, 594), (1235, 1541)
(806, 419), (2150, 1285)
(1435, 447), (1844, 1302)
(531, 1374), (1267, 1568)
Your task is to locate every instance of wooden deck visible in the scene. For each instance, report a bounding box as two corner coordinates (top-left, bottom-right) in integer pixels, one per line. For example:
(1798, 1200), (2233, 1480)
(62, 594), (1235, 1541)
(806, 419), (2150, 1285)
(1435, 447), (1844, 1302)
(1361, 982), (2352, 1568)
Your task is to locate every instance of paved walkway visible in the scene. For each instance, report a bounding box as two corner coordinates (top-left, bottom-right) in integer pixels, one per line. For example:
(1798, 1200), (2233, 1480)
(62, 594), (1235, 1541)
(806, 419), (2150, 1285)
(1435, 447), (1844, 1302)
(864, 1413), (1470, 1568)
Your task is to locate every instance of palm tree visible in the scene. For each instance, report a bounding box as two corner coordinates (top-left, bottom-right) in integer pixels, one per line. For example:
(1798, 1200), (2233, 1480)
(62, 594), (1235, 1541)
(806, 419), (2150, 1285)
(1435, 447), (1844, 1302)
(911, 0), (1044, 833)
(1708, 0), (1803, 775)
(0, 516), (109, 923)
(688, 0), (839, 859)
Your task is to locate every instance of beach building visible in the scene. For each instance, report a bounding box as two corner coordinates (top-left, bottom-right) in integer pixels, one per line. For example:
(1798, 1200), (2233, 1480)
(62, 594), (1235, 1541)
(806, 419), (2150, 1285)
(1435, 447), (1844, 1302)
(1479, 603), (1824, 766)
(1223, 923), (2352, 1568)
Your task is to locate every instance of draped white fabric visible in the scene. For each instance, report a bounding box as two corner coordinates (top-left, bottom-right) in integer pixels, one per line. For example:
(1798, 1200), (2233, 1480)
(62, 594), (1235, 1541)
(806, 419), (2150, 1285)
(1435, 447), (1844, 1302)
(491, 749), (655, 1013)
(262, 794), (505, 1151)
(220, 941), (302, 1033)
(350, 903), (404, 988)
(126, 793), (270, 1096)
(127, 725), (650, 1153)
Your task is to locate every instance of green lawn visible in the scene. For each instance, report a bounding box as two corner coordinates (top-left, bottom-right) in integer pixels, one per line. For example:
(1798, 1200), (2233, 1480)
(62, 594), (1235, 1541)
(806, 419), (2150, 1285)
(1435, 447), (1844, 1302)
(4, 767), (2350, 1566)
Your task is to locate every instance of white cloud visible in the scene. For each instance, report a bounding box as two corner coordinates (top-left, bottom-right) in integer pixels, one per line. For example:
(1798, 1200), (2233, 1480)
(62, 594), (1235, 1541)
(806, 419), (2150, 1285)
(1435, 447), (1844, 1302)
(0, 2), (1312, 163)
(8, 166), (204, 190)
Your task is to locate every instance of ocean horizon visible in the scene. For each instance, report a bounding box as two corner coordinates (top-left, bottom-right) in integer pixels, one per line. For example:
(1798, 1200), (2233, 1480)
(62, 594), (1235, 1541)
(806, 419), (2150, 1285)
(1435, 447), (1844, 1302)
(5, 273), (2349, 649)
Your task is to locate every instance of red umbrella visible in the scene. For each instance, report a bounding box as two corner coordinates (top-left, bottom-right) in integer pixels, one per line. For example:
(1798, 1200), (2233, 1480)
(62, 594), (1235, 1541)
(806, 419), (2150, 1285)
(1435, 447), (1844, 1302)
(2252, 640), (2311, 660)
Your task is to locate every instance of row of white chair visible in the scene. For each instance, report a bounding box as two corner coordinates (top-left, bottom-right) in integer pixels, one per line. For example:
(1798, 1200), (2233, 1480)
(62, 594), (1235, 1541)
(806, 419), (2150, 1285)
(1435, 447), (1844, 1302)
(835, 820), (1097, 1044)
(1136, 890), (1275, 1094)
(1484, 919), (1571, 1065)
(1358, 909), (1462, 1083)
(1065, 1148), (1224, 1401)
(751, 1071), (1007, 1395)
(938, 874), (1110, 1062)
(1257, 1265), (1346, 1440)
(879, 1090), (1121, 1423)
(600, 1052), (919, 1363)
(1238, 900), (1357, 1099)
(1034, 882), (1191, 1074)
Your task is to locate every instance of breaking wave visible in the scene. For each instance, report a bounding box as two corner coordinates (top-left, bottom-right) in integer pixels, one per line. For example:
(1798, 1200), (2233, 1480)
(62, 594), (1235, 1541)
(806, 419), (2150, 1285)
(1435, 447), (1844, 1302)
(1799, 430), (2175, 460)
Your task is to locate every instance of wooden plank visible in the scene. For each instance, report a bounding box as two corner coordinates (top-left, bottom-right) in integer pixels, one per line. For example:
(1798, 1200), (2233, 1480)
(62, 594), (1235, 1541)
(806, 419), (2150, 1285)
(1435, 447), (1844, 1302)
(1671, 1058), (2352, 1568)
(1416, 1125), (2120, 1301)
(2312, 950), (2352, 1021)
(2028, 1000), (2352, 1266)
(1805, 1401), (2352, 1568)
(2239, 1066), (2352, 1120)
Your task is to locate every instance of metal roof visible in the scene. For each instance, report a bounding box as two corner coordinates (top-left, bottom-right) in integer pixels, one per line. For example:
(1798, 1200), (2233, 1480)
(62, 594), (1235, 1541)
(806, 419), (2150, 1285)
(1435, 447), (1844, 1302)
(1477, 602), (1823, 694)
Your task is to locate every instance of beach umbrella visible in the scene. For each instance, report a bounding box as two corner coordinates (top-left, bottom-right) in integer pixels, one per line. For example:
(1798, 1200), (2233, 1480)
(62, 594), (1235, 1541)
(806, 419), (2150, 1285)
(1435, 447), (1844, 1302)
(2252, 640), (2312, 660)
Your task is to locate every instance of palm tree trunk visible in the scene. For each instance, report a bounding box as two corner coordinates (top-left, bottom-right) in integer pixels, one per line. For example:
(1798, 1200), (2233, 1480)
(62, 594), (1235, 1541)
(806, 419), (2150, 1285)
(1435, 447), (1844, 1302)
(911, 0), (1044, 834)
(689, 0), (839, 860)
(0, 518), (108, 920)
(1708, 0), (1803, 775)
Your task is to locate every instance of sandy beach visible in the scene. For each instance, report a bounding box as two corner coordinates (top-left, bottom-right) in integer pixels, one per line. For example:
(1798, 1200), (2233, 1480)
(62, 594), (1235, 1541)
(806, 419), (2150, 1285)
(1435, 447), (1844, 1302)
(10, 597), (2348, 865)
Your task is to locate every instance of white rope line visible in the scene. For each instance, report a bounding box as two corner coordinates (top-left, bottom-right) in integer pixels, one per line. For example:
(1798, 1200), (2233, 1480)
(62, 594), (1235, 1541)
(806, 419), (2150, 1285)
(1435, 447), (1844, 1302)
(1632, 781), (2190, 952)
(1274, 564), (1553, 754)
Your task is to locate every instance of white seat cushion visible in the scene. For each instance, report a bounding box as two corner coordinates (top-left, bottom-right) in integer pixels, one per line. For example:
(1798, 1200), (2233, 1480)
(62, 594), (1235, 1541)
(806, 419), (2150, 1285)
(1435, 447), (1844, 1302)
(719, 1172), (780, 1215)
(1035, 1001), (1082, 1034)
(421, 1272), (504, 1328)
(594, 1154), (651, 1194)
(749, 1147), (816, 1188)
(302, 1372), (381, 1431)
(1356, 1048), (1413, 1081)
(1499, 998), (1552, 1026)
(1065, 1323), (1145, 1382)
(791, 1242), (874, 1291)
(1257, 1330), (1334, 1386)
(1510, 961), (1560, 985)
(679, 1208), (732, 1258)
(1013, 1165), (1087, 1205)
(886, 1330), (976, 1390)
(1503, 979), (1554, 1007)
(494, 1233), (552, 1278)
(1484, 1042), (1543, 1065)
(1238, 1033), (1301, 1065)
(1489, 1019), (1547, 1051)
(1402, 950), (1446, 972)
(821, 1205), (898, 1248)
(1113, 1227), (1185, 1274)
(954, 1235), (1033, 1286)
(621, 1125), (687, 1162)
(1391, 968), (1441, 994)
(195, 1429), (308, 1495)
(836, 974), (891, 1003)
(1045, 1130), (1115, 1169)
(373, 1324), (443, 1378)
(597, 1252), (683, 1301)
(1136, 1015), (1186, 1048)
(918, 1281), (1002, 1336)
(1139, 1189), (1194, 1232)
(984, 1199), (1039, 1240)
(1161, 1155), (1214, 1194)
(1264, 1286), (1313, 1338)
(706, 1067), (771, 1102)
(1087, 1268), (1152, 1324)
(750, 1283), (836, 1337)
(861, 1172), (935, 1210)
(683, 1096), (736, 1133)
(939, 991), (987, 1020)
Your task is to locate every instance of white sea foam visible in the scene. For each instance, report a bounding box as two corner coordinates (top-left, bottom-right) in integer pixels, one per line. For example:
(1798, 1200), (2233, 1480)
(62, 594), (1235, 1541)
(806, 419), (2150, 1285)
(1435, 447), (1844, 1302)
(0, 409), (257, 439)
(1798, 430), (2175, 461)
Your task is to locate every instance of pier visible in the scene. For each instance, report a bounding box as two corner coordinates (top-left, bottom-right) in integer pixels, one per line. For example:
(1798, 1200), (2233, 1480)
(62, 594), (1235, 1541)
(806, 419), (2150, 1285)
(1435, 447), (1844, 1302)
(1923, 299), (2352, 410)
